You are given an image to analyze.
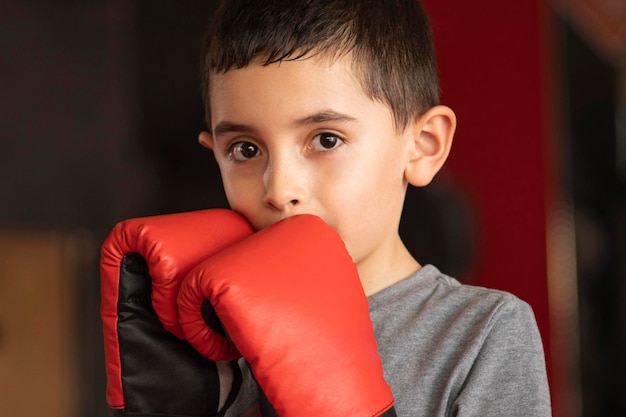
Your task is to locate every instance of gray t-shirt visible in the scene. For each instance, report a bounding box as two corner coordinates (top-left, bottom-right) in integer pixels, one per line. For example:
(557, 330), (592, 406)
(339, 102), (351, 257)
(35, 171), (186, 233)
(226, 265), (552, 416)
(369, 264), (551, 416)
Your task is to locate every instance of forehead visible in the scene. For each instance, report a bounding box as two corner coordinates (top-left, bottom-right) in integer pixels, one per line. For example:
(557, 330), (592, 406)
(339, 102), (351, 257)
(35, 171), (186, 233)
(207, 54), (383, 129)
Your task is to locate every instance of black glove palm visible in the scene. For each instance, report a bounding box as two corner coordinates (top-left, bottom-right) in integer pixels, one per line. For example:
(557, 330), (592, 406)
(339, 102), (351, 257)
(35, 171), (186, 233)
(106, 252), (241, 417)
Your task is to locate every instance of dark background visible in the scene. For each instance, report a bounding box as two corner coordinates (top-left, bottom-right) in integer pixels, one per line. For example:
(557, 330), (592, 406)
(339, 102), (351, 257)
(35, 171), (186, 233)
(1, 1), (624, 416)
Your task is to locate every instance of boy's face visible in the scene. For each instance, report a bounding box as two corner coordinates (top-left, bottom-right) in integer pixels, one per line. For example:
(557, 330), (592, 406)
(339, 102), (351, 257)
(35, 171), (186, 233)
(203, 54), (417, 282)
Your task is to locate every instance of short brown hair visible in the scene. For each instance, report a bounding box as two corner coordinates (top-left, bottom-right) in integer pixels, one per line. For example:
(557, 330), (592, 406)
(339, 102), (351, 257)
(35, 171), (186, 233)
(200, 0), (439, 131)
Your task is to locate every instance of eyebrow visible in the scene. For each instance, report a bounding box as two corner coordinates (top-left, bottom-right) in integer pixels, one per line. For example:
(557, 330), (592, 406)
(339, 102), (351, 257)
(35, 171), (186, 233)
(212, 110), (357, 137)
(292, 110), (357, 127)
(212, 121), (253, 137)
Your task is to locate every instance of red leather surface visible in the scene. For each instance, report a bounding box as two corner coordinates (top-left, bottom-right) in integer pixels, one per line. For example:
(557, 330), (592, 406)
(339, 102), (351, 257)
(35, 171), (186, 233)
(99, 209), (253, 409)
(178, 214), (394, 417)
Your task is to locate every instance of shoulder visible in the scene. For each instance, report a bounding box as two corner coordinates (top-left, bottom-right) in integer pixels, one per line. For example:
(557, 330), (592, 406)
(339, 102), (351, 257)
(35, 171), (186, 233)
(370, 265), (544, 366)
(370, 265), (535, 329)
(437, 274), (542, 348)
(442, 276), (538, 331)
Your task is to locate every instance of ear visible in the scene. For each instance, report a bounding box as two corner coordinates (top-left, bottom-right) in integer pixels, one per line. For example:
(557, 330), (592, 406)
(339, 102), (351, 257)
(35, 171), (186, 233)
(198, 131), (215, 151)
(404, 105), (456, 187)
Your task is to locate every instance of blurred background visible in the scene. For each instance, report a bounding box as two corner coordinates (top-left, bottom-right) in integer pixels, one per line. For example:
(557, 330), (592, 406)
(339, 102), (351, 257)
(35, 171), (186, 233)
(1, 0), (624, 416)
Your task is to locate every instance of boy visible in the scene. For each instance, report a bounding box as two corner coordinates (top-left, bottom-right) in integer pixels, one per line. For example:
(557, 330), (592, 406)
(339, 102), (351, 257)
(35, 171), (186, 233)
(101, 0), (551, 416)
(195, 0), (551, 416)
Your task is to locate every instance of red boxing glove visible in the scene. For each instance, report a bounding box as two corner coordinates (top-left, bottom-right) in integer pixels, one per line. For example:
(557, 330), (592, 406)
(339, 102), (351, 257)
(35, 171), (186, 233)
(177, 214), (396, 417)
(100, 209), (254, 415)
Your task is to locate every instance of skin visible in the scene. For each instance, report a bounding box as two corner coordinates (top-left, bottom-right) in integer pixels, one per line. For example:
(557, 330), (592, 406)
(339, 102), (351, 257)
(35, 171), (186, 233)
(200, 54), (456, 296)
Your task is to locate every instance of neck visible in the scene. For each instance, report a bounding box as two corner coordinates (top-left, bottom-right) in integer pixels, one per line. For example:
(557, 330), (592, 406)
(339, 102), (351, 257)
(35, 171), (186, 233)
(357, 237), (421, 296)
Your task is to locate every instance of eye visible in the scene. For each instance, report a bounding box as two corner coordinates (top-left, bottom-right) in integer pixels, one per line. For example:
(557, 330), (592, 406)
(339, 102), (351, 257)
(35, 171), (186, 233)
(310, 132), (344, 152)
(228, 141), (260, 162)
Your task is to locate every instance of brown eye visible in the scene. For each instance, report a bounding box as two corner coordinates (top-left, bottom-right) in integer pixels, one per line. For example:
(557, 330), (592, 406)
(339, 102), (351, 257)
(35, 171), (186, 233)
(229, 141), (260, 161)
(311, 132), (344, 151)
(319, 134), (338, 148)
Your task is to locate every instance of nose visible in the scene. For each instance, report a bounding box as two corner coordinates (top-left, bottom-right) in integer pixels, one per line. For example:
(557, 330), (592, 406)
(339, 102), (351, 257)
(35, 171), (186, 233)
(263, 157), (306, 213)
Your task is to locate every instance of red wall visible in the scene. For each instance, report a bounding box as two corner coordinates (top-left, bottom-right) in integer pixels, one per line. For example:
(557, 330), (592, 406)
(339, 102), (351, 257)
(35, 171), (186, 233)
(421, 0), (561, 414)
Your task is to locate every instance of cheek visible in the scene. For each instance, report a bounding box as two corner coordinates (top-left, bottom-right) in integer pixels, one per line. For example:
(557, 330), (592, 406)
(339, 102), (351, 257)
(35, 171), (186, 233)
(327, 157), (406, 250)
(221, 172), (261, 214)
(334, 155), (404, 207)
(224, 190), (265, 230)
(319, 172), (380, 231)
